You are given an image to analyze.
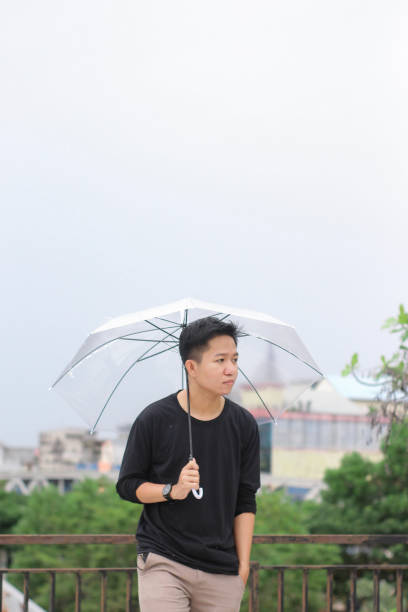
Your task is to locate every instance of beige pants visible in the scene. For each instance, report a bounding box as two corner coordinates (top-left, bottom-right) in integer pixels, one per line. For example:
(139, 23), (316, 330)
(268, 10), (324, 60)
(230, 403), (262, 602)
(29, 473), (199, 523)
(137, 552), (245, 611)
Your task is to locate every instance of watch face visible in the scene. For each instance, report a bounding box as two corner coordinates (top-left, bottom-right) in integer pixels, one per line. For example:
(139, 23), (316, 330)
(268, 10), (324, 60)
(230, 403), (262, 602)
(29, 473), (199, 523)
(162, 484), (171, 497)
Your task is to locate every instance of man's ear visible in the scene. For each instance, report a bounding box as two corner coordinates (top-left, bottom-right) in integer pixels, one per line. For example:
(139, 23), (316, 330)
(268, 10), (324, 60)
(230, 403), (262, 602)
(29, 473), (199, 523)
(185, 359), (197, 379)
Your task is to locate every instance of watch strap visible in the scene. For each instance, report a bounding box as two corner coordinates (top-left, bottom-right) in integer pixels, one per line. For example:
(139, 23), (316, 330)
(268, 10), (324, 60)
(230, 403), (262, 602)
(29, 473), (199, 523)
(162, 484), (173, 501)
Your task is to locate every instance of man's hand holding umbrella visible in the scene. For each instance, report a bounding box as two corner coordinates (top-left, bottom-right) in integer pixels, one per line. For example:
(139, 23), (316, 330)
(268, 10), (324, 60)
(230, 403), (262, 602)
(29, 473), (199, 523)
(170, 458), (200, 500)
(135, 458), (200, 503)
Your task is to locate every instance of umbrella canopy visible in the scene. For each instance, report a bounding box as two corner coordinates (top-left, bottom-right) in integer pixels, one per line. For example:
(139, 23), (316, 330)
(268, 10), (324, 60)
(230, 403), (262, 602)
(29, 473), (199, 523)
(51, 297), (323, 435)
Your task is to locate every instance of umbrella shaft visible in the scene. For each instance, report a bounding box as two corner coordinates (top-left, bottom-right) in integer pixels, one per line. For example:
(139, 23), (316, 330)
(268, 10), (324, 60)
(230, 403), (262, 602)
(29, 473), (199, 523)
(186, 369), (194, 460)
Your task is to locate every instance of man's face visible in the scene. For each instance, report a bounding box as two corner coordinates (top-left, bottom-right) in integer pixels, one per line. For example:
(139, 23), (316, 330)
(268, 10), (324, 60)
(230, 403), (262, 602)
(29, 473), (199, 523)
(189, 334), (238, 395)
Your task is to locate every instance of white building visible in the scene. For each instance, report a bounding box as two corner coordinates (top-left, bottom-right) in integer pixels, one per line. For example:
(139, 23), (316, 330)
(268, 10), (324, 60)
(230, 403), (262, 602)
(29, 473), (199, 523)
(0, 441), (35, 470)
(38, 427), (103, 470)
(235, 374), (387, 499)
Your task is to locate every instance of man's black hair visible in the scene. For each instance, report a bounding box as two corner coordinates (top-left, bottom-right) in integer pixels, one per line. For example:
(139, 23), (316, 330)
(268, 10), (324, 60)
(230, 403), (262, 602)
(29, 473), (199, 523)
(179, 316), (240, 364)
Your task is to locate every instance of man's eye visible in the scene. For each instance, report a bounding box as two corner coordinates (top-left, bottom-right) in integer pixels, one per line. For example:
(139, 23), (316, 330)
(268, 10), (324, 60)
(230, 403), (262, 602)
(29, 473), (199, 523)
(217, 358), (224, 362)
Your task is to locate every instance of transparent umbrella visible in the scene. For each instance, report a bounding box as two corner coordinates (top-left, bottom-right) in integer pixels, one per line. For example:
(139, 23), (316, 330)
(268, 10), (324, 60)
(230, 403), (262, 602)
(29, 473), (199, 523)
(51, 297), (323, 437)
(51, 297), (323, 499)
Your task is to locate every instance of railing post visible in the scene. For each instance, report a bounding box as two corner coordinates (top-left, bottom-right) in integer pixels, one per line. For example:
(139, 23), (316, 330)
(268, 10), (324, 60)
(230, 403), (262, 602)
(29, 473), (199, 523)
(126, 570), (133, 612)
(349, 569), (357, 612)
(302, 569), (309, 612)
(49, 572), (56, 612)
(373, 570), (380, 612)
(396, 569), (403, 612)
(326, 570), (333, 612)
(248, 561), (260, 612)
(23, 572), (30, 612)
(0, 572), (3, 611)
(277, 569), (284, 612)
(100, 570), (107, 612)
(75, 572), (82, 612)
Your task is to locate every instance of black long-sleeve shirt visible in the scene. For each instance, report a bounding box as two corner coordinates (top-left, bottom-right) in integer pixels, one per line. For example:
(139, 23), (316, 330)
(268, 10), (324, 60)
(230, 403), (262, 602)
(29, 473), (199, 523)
(116, 391), (260, 574)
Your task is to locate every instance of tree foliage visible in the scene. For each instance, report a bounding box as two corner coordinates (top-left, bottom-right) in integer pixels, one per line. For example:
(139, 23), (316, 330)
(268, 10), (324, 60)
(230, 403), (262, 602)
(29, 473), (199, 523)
(10, 478), (143, 611)
(342, 304), (408, 437)
(0, 486), (26, 533)
(251, 490), (341, 611)
(308, 423), (408, 559)
(8, 481), (340, 611)
(306, 424), (408, 609)
(0, 485), (27, 566)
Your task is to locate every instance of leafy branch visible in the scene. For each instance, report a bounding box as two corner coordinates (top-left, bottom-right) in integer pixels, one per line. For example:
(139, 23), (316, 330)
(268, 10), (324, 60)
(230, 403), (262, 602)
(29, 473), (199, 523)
(342, 304), (408, 439)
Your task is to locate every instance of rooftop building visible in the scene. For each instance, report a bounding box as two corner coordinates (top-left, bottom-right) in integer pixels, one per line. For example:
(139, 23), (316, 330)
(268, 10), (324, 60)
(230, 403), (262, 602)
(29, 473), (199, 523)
(38, 427), (103, 471)
(0, 441), (35, 471)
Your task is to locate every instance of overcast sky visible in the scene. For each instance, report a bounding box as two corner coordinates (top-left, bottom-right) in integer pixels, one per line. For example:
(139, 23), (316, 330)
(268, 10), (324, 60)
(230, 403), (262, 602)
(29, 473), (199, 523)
(1, 1), (407, 446)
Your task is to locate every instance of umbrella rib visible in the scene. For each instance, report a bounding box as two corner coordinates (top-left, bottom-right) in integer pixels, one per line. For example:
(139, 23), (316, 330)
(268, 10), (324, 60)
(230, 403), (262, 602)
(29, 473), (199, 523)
(145, 319), (181, 341)
(124, 326), (180, 364)
(135, 344), (179, 363)
(249, 335), (324, 377)
(120, 338), (177, 343)
(126, 325), (181, 332)
(135, 332), (178, 361)
(90, 343), (179, 433)
(279, 379), (324, 414)
(51, 326), (180, 388)
(155, 317), (182, 326)
(238, 366), (276, 424)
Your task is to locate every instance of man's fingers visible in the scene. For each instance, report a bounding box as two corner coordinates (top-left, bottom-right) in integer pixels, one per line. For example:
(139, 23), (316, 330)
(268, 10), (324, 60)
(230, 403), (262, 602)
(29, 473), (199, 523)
(182, 468), (199, 479)
(181, 476), (200, 487)
(182, 475), (200, 484)
(177, 459), (200, 491)
(184, 468), (199, 476)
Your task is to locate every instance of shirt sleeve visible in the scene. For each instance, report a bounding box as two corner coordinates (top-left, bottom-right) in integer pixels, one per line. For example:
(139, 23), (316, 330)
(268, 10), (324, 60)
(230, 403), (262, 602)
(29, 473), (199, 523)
(116, 414), (152, 504)
(235, 417), (261, 516)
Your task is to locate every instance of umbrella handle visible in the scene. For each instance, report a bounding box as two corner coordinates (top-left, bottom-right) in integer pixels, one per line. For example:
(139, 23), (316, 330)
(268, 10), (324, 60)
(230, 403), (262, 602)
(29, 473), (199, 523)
(192, 487), (203, 499)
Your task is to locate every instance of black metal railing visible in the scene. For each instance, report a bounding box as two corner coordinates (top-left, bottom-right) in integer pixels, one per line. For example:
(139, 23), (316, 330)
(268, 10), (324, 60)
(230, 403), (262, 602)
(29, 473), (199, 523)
(1, 567), (136, 612)
(0, 534), (407, 611)
(247, 562), (406, 611)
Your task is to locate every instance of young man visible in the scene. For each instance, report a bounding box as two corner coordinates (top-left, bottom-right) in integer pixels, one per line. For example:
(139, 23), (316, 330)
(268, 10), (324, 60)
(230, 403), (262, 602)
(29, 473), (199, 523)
(116, 316), (260, 611)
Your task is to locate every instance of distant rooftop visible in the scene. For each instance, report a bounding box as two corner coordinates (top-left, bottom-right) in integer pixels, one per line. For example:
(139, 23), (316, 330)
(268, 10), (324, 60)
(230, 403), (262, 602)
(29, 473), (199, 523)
(326, 374), (382, 401)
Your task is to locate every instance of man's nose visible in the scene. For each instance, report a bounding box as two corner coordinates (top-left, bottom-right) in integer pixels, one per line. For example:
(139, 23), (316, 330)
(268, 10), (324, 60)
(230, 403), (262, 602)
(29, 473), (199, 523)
(224, 361), (237, 375)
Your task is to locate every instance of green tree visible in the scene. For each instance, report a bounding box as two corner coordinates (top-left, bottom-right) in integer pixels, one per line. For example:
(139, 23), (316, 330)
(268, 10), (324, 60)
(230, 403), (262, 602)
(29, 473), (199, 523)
(343, 304), (408, 438)
(337, 304), (408, 607)
(308, 424), (408, 557)
(306, 424), (408, 609)
(247, 489), (341, 612)
(10, 480), (341, 611)
(0, 487), (26, 533)
(0, 485), (27, 566)
(10, 478), (143, 611)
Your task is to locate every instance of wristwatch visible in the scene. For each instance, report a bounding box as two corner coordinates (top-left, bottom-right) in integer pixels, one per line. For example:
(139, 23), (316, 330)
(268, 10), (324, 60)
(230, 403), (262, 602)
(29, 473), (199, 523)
(162, 483), (173, 501)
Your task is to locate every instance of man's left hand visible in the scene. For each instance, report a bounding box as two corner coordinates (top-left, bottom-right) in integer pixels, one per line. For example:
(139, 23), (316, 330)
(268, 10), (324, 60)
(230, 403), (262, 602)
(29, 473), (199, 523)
(238, 562), (250, 586)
